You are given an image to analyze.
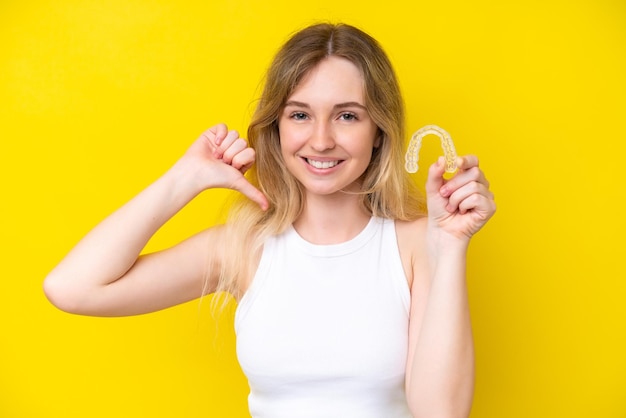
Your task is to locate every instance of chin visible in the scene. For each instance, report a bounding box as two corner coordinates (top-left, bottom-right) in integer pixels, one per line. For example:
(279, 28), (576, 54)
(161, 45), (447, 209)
(302, 182), (362, 197)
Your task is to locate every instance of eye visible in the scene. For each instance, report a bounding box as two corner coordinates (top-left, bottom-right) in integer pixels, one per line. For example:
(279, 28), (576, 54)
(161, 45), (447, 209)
(339, 112), (358, 121)
(290, 112), (308, 121)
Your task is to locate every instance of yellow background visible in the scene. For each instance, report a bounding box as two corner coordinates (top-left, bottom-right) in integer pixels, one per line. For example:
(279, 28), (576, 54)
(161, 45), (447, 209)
(1, 0), (625, 417)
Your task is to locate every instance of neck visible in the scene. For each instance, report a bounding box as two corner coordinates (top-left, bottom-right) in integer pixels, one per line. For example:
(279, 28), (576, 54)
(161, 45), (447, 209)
(293, 191), (371, 245)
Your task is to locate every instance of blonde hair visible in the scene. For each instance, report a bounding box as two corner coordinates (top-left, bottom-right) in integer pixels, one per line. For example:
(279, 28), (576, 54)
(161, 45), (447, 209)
(213, 23), (425, 299)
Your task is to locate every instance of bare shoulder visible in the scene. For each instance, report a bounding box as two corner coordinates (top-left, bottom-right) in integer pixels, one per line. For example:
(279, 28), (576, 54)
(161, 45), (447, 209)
(394, 217), (428, 288)
(395, 217), (428, 252)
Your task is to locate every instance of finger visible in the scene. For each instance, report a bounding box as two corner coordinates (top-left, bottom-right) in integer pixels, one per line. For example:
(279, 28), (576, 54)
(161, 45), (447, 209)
(213, 129), (240, 159)
(221, 138), (248, 165)
(439, 165), (486, 198)
(455, 154), (479, 171)
(425, 156), (446, 196)
(446, 181), (492, 213)
(230, 147), (256, 173)
(232, 177), (269, 211)
(209, 123), (229, 146)
(459, 195), (496, 229)
(458, 193), (496, 221)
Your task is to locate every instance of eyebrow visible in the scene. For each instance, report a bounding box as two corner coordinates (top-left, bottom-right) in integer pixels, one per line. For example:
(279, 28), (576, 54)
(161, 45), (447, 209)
(284, 100), (368, 111)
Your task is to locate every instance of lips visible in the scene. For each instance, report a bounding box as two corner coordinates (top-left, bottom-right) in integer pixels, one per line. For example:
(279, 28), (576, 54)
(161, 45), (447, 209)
(305, 158), (341, 169)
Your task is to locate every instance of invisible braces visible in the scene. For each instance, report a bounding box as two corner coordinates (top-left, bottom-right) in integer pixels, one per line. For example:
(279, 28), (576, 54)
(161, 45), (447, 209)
(405, 124), (457, 173)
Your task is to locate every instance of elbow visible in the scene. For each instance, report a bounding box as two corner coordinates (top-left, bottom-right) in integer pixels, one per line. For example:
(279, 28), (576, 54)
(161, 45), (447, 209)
(406, 386), (474, 418)
(408, 403), (472, 418)
(43, 272), (87, 315)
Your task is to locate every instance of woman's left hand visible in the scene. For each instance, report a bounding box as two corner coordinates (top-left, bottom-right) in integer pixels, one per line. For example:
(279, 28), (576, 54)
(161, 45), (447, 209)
(425, 155), (496, 242)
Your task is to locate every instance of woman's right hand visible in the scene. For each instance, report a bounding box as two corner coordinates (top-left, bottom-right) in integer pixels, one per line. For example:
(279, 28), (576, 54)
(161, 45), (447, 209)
(176, 123), (269, 210)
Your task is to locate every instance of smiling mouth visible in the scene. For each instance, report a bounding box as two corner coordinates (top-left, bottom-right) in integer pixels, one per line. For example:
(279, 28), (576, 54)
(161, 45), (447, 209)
(305, 158), (341, 169)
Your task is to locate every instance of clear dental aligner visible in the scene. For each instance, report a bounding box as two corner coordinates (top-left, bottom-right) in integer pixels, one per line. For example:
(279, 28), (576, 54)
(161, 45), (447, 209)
(405, 124), (457, 173)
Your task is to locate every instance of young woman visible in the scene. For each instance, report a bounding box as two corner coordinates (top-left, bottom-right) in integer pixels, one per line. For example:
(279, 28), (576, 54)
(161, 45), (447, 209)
(44, 23), (496, 417)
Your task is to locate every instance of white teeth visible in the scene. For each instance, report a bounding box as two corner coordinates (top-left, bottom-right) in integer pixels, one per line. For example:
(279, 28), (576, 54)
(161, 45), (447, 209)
(307, 159), (339, 169)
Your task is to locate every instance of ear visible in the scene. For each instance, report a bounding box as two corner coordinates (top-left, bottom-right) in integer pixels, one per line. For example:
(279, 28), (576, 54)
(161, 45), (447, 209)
(373, 129), (383, 148)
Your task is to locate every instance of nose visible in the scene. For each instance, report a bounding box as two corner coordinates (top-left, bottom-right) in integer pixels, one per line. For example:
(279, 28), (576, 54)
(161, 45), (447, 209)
(310, 120), (335, 152)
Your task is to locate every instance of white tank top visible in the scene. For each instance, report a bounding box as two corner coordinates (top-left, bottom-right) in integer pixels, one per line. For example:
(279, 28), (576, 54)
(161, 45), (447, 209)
(235, 217), (412, 418)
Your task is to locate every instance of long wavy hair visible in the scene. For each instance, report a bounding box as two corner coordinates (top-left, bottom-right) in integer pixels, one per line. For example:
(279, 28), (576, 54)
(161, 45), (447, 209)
(212, 23), (425, 300)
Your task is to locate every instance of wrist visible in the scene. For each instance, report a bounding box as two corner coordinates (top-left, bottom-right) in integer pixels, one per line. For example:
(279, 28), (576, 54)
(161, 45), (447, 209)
(425, 223), (470, 257)
(424, 228), (469, 284)
(158, 161), (207, 206)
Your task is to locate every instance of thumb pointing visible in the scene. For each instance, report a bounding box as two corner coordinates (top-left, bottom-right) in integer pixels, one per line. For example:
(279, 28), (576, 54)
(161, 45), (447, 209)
(233, 177), (270, 211)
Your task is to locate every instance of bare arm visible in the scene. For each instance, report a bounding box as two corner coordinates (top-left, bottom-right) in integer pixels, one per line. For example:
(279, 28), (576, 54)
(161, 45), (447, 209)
(404, 156), (496, 417)
(43, 124), (268, 317)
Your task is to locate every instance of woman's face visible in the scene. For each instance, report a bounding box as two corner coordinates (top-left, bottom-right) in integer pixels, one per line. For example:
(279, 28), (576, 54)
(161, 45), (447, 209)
(278, 56), (379, 198)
